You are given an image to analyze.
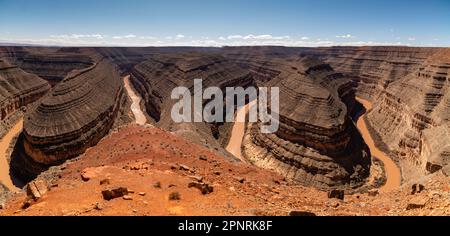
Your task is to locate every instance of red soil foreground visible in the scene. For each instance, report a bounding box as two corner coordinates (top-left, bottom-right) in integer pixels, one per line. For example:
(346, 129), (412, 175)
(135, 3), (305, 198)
(1, 125), (448, 216)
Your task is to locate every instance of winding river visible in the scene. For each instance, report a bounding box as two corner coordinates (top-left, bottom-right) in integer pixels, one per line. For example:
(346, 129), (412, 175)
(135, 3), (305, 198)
(356, 97), (401, 192)
(0, 118), (22, 192)
(124, 75), (147, 125)
(225, 100), (257, 163)
(226, 97), (401, 192)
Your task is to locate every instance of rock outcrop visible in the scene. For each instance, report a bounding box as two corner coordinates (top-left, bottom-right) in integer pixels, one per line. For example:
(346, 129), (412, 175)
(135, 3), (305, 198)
(241, 56), (371, 190)
(0, 59), (50, 120)
(21, 59), (124, 166)
(0, 47), (94, 86)
(297, 46), (438, 100)
(366, 48), (450, 179)
(130, 53), (253, 155)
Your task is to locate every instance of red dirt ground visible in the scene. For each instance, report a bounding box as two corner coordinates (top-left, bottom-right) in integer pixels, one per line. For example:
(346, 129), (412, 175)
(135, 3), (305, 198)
(1, 125), (448, 216)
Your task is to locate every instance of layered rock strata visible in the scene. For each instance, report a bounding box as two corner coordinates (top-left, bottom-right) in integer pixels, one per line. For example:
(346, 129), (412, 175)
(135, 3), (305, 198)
(242, 56), (371, 190)
(0, 59), (50, 120)
(366, 48), (450, 179)
(21, 59), (124, 165)
(130, 53), (253, 156)
(0, 47), (94, 86)
(262, 46), (436, 101)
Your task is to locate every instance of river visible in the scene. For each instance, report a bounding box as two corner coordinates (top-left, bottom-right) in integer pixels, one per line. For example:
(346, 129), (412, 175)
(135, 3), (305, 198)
(124, 75), (147, 125)
(0, 118), (22, 192)
(225, 100), (257, 163)
(356, 97), (401, 192)
(225, 97), (401, 192)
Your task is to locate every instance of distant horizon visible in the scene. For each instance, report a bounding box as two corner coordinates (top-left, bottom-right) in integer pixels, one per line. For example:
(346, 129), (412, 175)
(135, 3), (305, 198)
(1, 0), (449, 47)
(1, 42), (450, 49)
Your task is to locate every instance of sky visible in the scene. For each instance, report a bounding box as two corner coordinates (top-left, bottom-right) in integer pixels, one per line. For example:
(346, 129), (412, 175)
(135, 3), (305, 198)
(0, 0), (449, 47)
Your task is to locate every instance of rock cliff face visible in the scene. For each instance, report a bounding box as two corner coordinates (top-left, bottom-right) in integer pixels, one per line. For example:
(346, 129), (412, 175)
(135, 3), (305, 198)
(240, 56), (370, 190)
(0, 47), (94, 86)
(297, 47), (438, 100)
(21, 59), (124, 166)
(0, 45), (447, 190)
(130, 53), (253, 152)
(366, 48), (450, 179)
(0, 59), (50, 120)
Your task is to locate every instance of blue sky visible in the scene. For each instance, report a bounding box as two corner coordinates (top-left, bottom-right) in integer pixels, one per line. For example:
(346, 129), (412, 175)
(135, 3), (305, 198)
(1, 0), (449, 47)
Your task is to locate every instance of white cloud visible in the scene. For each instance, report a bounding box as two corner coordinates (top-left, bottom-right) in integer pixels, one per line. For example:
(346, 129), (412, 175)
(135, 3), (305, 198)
(112, 34), (136, 39)
(227, 35), (243, 40)
(407, 37), (416, 41)
(0, 33), (426, 47)
(227, 34), (290, 40)
(50, 34), (104, 39)
(336, 34), (355, 39)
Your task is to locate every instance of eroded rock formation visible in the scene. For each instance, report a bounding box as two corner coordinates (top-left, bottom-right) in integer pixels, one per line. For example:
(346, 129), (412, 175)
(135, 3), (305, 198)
(130, 53), (253, 154)
(241, 56), (371, 190)
(0, 47), (94, 86)
(366, 48), (450, 179)
(21, 59), (124, 166)
(0, 59), (50, 120)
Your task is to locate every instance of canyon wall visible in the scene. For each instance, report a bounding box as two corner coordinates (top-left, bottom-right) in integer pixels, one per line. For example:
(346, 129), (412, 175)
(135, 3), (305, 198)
(0, 47), (94, 86)
(239, 56), (371, 190)
(0, 59), (50, 121)
(366, 48), (450, 180)
(130, 53), (253, 155)
(21, 59), (124, 166)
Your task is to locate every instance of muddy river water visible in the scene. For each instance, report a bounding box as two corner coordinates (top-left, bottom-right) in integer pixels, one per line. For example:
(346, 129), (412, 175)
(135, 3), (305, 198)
(226, 97), (401, 192)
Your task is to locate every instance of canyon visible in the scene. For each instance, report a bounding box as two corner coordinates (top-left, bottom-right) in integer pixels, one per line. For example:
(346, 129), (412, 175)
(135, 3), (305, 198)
(0, 46), (449, 215)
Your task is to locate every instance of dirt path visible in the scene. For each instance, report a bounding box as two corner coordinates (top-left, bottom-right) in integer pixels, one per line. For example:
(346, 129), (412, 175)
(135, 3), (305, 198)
(0, 118), (22, 192)
(124, 75), (147, 125)
(356, 97), (401, 192)
(226, 100), (257, 162)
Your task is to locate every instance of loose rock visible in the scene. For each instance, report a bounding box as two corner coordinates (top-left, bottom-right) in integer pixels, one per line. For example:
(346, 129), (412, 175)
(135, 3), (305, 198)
(102, 187), (128, 200)
(328, 189), (344, 200)
(100, 178), (111, 185)
(188, 182), (214, 195)
(26, 180), (48, 200)
(123, 195), (133, 200)
(289, 211), (316, 216)
(406, 196), (428, 210)
(179, 164), (190, 171)
(169, 192), (181, 200)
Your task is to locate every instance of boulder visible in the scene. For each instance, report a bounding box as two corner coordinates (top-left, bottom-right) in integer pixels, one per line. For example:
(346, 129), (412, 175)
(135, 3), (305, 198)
(411, 184), (425, 195)
(102, 187), (129, 200)
(328, 189), (344, 200)
(26, 180), (48, 200)
(406, 196), (428, 210)
(188, 182), (214, 195)
(81, 166), (109, 181)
